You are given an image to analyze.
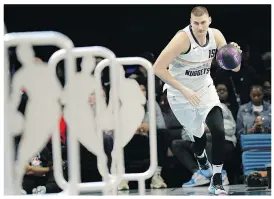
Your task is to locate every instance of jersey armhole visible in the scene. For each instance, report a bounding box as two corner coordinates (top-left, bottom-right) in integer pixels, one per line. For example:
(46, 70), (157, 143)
(177, 30), (191, 55)
(182, 44), (191, 55)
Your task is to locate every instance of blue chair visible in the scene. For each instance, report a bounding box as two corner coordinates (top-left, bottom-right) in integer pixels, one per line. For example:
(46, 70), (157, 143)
(242, 150), (271, 175)
(240, 134), (271, 151)
(240, 134), (271, 175)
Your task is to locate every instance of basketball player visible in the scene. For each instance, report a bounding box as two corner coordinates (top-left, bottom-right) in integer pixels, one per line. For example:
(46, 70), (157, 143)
(153, 6), (241, 195)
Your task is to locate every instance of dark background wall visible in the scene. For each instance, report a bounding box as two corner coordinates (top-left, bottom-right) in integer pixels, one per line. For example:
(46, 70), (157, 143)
(4, 4), (271, 63)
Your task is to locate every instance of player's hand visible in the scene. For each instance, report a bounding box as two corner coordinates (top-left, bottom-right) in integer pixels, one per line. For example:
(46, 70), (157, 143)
(230, 42), (242, 53)
(229, 42), (242, 72)
(180, 87), (200, 106)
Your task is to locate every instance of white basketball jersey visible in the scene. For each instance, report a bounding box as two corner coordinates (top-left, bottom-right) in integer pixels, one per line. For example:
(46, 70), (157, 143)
(165, 25), (217, 93)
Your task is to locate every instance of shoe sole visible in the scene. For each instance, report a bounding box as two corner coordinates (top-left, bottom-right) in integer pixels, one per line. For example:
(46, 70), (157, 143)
(150, 184), (167, 189)
(182, 180), (210, 188)
(208, 186), (228, 195)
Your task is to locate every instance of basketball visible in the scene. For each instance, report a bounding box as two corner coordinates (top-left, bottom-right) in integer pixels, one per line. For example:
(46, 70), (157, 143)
(216, 44), (242, 70)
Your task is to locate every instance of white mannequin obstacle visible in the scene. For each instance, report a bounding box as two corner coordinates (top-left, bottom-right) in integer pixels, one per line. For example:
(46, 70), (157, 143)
(49, 48), (157, 195)
(4, 31), (157, 195)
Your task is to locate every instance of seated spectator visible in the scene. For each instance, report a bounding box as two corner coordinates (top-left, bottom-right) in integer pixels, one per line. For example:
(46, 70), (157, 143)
(14, 136), (63, 194)
(259, 51), (271, 82)
(13, 84), (66, 194)
(236, 85), (271, 135)
(216, 83), (239, 120)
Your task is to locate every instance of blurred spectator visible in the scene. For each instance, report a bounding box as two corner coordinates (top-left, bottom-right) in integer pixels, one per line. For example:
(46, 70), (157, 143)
(236, 85), (271, 134)
(263, 80), (271, 104)
(13, 57), (66, 193)
(260, 51), (271, 81)
(218, 103), (237, 149)
(216, 83), (239, 120)
(14, 136), (63, 194)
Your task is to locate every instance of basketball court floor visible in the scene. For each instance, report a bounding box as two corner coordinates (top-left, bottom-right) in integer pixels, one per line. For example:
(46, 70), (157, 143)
(80, 185), (271, 196)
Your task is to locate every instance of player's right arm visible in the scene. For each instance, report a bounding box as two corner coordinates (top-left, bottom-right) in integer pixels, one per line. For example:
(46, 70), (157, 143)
(153, 31), (200, 106)
(153, 32), (189, 92)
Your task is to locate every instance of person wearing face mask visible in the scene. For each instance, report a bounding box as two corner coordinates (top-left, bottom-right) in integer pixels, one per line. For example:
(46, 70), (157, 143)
(236, 85), (271, 135)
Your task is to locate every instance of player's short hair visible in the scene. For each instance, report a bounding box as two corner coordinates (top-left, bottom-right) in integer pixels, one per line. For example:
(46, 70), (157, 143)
(191, 6), (209, 17)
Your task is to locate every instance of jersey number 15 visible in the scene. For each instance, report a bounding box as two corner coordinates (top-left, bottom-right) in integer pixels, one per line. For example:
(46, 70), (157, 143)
(209, 49), (217, 58)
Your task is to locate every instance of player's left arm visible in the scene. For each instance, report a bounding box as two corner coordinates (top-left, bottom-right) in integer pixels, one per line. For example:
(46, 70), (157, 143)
(213, 28), (242, 72)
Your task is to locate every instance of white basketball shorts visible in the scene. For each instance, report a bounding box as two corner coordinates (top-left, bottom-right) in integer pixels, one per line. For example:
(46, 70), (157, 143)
(167, 84), (222, 138)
